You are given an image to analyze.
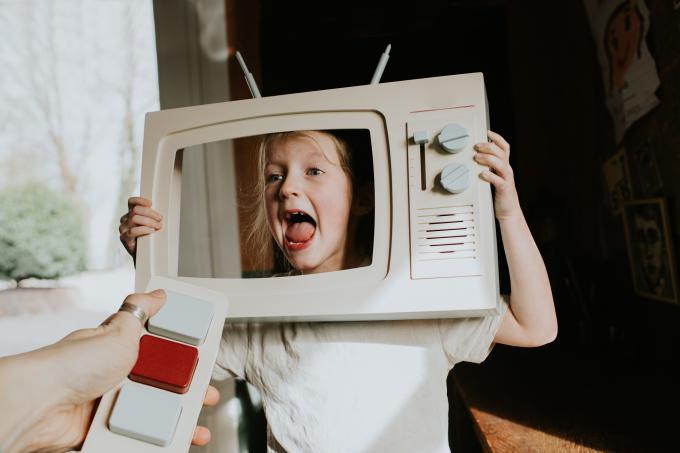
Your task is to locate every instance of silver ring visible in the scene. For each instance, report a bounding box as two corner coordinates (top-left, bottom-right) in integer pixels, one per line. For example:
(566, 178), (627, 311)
(118, 302), (149, 326)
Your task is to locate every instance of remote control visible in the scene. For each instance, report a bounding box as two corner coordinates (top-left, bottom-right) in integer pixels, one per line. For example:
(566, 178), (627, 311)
(80, 276), (228, 452)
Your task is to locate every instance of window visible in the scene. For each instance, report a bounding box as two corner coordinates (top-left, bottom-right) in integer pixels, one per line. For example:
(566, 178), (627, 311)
(0, 0), (159, 356)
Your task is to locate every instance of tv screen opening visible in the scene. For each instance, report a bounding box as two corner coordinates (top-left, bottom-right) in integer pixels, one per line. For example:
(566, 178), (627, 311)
(177, 129), (375, 280)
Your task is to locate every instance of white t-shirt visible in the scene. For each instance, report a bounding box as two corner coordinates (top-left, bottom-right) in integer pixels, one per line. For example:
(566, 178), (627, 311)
(213, 299), (508, 453)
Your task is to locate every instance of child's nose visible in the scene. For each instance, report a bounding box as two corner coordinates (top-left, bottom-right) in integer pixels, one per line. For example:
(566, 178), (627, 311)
(279, 175), (302, 199)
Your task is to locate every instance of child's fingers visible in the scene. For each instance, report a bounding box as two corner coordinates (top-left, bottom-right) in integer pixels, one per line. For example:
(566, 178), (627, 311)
(479, 169), (506, 189)
(127, 226), (157, 238)
(487, 130), (510, 155)
(473, 153), (511, 180)
(474, 142), (507, 161)
(127, 196), (152, 210)
(128, 214), (162, 230)
(124, 238), (136, 254)
(119, 230), (136, 253)
(131, 205), (163, 222)
(120, 226), (156, 250)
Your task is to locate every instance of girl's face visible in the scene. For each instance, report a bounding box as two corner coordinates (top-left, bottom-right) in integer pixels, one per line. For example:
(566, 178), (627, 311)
(264, 132), (354, 274)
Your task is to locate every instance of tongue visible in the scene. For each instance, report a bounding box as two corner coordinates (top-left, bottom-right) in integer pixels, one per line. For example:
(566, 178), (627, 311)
(286, 221), (315, 243)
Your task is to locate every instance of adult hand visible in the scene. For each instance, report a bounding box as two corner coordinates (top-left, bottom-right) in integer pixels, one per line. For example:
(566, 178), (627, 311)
(0, 290), (219, 453)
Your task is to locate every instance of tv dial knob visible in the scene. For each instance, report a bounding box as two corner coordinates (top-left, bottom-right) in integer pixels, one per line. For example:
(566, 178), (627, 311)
(437, 123), (469, 153)
(440, 163), (471, 194)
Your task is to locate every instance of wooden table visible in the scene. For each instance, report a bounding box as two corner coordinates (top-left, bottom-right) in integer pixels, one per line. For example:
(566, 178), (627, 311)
(449, 345), (677, 453)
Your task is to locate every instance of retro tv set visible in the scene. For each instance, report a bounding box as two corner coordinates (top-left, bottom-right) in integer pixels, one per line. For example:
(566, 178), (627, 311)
(135, 71), (500, 321)
(82, 70), (502, 453)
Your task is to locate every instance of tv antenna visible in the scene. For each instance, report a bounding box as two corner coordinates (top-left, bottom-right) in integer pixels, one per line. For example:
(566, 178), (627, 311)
(370, 44), (391, 84)
(235, 51), (262, 98)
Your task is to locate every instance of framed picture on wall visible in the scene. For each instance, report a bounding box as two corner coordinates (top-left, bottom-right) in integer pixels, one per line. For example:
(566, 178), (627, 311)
(622, 199), (679, 304)
(629, 138), (663, 196)
(603, 147), (632, 216)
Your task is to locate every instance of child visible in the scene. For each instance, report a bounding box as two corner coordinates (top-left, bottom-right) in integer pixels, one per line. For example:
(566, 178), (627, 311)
(119, 130), (557, 452)
(246, 130), (375, 276)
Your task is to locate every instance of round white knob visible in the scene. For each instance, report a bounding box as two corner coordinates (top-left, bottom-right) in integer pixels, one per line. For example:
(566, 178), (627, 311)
(437, 123), (469, 153)
(440, 163), (471, 194)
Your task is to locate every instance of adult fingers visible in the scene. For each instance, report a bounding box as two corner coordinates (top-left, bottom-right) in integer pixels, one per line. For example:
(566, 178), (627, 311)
(55, 291), (167, 404)
(187, 386), (220, 445)
(204, 385), (220, 406)
(101, 291), (166, 339)
(191, 426), (211, 446)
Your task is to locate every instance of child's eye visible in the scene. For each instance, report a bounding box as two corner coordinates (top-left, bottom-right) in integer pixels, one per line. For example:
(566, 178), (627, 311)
(266, 174), (283, 184)
(308, 168), (324, 176)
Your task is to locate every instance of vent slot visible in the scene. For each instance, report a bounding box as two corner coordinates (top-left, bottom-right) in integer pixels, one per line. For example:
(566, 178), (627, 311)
(415, 204), (477, 262)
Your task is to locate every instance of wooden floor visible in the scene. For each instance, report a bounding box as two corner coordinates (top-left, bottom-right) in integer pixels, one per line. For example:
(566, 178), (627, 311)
(449, 344), (678, 452)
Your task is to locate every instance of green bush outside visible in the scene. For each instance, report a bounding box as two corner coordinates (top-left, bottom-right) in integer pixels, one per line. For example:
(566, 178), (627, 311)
(0, 184), (86, 283)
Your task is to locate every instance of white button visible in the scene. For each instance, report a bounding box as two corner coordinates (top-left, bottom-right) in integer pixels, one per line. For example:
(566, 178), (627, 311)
(109, 382), (182, 446)
(148, 290), (214, 346)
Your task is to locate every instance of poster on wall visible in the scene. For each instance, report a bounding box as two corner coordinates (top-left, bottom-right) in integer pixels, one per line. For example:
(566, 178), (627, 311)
(583, 0), (660, 143)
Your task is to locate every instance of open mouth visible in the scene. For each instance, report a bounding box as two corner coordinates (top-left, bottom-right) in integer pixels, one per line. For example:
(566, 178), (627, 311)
(284, 210), (317, 250)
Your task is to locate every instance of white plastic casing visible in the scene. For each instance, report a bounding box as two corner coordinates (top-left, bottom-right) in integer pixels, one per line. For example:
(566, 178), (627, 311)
(134, 72), (500, 322)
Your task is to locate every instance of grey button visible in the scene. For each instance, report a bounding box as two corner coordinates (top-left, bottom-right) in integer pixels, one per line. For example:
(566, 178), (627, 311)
(148, 290), (214, 346)
(437, 123), (469, 153)
(440, 163), (471, 194)
(109, 382), (182, 447)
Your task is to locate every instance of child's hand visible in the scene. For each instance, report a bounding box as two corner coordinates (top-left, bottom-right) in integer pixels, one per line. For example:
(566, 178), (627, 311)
(119, 197), (163, 258)
(474, 131), (522, 221)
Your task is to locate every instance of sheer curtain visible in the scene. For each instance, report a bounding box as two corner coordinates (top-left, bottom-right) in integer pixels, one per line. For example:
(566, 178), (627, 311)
(153, 1), (243, 451)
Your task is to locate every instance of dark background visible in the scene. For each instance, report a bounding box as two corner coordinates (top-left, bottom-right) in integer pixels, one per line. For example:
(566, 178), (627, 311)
(237, 0), (680, 368)
(219, 0), (680, 450)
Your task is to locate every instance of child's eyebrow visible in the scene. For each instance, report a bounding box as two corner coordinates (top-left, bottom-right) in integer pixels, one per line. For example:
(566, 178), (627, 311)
(300, 143), (340, 164)
(267, 147), (333, 165)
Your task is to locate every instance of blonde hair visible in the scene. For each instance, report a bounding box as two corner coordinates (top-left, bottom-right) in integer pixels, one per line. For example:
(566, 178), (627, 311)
(244, 131), (355, 273)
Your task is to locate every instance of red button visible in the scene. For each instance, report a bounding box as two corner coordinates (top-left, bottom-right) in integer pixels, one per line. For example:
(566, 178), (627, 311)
(130, 335), (199, 394)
